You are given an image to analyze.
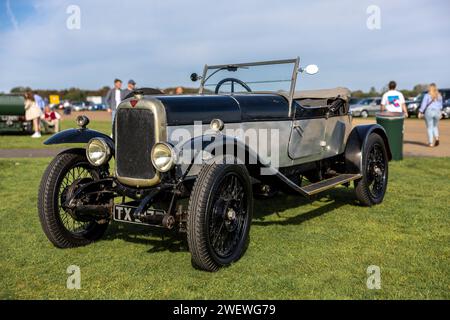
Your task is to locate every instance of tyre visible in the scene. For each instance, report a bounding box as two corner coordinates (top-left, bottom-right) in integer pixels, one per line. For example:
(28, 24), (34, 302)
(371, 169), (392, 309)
(187, 163), (253, 271)
(354, 133), (388, 206)
(361, 110), (369, 118)
(38, 149), (109, 248)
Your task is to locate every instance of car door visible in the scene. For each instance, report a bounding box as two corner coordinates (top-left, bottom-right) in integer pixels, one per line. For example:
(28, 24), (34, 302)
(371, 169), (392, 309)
(288, 100), (327, 160)
(323, 99), (351, 157)
(369, 98), (381, 115)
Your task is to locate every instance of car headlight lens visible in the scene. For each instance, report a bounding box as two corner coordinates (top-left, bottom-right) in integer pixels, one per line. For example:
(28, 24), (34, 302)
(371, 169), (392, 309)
(86, 138), (111, 166)
(151, 142), (175, 172)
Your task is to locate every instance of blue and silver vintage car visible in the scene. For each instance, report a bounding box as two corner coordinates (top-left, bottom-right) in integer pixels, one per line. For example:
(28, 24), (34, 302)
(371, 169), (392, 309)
(38, 58), (391, 271)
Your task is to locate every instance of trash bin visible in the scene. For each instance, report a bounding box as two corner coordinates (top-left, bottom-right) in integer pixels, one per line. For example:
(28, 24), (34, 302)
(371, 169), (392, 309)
(376, 111), (405, 160)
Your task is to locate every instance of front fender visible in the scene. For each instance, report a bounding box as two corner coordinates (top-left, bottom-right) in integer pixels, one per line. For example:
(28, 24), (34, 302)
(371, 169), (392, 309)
(344, 124), (392, 174)
(174, 133), (271, 177)
(44, 128), (114, 152)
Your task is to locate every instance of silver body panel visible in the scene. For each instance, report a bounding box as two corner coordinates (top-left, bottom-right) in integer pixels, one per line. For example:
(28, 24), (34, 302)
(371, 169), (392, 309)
(166, 115), (351, 177)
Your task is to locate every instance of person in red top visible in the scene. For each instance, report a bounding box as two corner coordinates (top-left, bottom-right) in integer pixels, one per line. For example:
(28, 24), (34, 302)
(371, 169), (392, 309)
(41, 105), (61, 133)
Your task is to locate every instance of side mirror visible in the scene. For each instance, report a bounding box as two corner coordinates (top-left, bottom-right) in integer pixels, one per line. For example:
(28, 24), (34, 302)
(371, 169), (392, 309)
(303, 64), (319, 75)
(190, 73), (199, 82)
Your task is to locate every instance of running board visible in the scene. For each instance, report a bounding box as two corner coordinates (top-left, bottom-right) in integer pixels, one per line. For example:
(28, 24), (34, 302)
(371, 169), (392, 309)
(275, 171), (362, 197)
(301, 173), (362, 196)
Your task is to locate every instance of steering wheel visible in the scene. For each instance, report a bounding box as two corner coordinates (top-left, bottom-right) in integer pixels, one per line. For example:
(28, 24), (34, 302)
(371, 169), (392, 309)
(214, 78), (252, 94)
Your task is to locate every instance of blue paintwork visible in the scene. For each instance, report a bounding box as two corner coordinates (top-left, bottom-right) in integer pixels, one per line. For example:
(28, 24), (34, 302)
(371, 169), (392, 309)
(44, 128), (114, 149)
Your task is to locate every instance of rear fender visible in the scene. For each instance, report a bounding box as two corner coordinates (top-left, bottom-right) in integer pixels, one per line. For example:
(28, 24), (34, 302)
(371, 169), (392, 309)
(344, 124), (392, 174)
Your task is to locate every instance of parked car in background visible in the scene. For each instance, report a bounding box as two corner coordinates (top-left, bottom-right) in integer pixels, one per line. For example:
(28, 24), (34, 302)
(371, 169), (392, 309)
(72, 101), (95, 111)
(85, 101), (96, 110)
(349, 97), (361, 106)
(406, 92), (425, 117)
(443, 98), (450, 119)
(71, 102), (86, 112)
(349, 97), (381, 118)
(89, 103), (107, 111)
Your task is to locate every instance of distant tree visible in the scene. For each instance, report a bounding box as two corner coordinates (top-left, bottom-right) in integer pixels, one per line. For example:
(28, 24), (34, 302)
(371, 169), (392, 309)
(350, 90), (366, 98)
(368, 86), (378, 97)
(10, 86), (32, 93)
(412, 84), (428, 95)
(64, 88), (86, 102)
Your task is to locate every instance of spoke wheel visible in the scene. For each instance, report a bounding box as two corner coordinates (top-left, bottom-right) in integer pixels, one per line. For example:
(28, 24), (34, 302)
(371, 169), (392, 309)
(38, 149), (109, 248)
(365, 143), (387, 199)
(187, 163), (253, 272)
(355, 133), (389, 206)
(58, 166), (97, 234)
(208, 173), (248, 259)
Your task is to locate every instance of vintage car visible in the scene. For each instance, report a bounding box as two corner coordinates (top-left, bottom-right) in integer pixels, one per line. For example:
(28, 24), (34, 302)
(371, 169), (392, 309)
(38, 58), (391, 271)
(0, 94), (33, 133)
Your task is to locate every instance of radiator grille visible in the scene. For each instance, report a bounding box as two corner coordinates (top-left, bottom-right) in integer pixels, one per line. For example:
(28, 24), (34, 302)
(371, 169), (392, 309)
(116, 108), (156, 181)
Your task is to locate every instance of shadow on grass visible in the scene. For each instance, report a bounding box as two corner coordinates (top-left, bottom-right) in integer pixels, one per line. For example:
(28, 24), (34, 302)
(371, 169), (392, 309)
(102, 186), (357, 252)
(103, 223), (188, 253)
(252, 187), (356, 226)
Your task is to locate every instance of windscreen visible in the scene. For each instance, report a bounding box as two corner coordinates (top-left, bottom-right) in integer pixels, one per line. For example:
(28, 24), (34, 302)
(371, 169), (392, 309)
(202, 61), (296, 95)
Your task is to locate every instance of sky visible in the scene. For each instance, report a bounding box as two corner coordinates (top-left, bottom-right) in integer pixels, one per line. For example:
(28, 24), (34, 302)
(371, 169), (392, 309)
(0, 0), (449, 93)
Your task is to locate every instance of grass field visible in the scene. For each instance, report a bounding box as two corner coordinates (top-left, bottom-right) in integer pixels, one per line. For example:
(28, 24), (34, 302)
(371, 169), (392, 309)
(0, 157), (449, 299)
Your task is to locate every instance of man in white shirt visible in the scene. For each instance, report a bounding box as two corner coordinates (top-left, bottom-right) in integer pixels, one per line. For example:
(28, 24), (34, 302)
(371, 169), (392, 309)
(105, 78), (123, 125)
(381, 81), (408, 116)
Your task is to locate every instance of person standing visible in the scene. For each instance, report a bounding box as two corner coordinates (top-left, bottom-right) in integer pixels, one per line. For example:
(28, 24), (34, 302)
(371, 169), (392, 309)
(419, 83), (443, 147)
(380, 81), (408, 116)
(34, 93), (46, 112)
(24, 91), (42, 138)
(175, 86), (184, 95)
(105, 79), (123, 124)
(122, 79), (136, 99)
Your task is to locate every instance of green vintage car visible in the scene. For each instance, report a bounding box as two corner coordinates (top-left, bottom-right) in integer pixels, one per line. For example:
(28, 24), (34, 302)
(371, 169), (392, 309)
(0, 94), (33, 133)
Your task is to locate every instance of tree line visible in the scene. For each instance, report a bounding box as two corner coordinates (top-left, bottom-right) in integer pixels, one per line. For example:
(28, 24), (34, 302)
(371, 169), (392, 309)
(351, 84), (429, 99)
(1, 84), (430, 100)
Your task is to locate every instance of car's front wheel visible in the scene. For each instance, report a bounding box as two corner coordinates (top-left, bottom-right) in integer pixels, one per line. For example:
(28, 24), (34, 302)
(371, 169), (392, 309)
(38, 149), (109, 248)
(187, 163), (253, 271)
(361, 110), (369, 118)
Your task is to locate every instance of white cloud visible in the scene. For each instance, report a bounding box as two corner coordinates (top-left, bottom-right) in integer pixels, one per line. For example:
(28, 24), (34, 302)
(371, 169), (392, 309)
(0, 0), (449, 93)
(5, 0), (19, 30)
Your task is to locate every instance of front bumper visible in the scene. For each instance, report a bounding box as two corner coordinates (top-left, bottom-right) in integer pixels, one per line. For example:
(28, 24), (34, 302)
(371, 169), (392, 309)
(64, 176), (179, 228)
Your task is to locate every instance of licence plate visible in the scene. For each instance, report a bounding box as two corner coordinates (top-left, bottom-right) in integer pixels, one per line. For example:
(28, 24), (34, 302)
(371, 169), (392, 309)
(113, 204), (165, 226)
(1, 116), (19, 121)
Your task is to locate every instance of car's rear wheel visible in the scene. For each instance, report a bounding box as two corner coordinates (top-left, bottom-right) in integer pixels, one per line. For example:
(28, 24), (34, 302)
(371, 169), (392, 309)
(354, 133), (388, 206)
(187, 163), (253, 271)
(361, 110), (369, 118)
(38, 149), (109, 248)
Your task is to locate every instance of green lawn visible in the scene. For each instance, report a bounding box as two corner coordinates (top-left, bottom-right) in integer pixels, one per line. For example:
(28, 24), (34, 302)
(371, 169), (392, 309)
(0, 120), (111, 149)
(0, 157), (449, 299)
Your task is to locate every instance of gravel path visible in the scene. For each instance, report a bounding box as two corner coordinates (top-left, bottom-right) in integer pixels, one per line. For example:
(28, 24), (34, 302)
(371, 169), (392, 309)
(0, 148), (63, 158)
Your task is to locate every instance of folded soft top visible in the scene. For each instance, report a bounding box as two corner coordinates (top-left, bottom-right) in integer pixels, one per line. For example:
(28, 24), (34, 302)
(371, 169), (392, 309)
(293, 87), (351, 101)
